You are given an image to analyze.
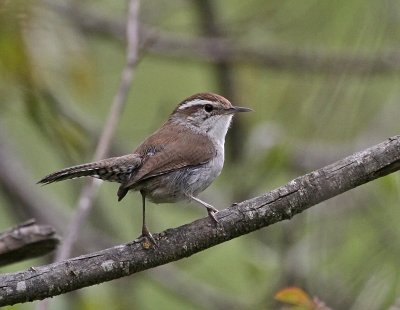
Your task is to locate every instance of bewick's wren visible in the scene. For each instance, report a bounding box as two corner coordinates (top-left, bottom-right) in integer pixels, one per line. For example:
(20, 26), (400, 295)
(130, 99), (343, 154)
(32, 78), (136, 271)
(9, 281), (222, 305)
(38, 93), (252, 243)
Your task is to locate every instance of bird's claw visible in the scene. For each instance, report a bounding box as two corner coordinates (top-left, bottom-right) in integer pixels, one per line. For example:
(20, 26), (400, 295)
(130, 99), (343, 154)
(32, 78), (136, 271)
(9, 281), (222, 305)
(138, 225), (157, 248)
(207, 208), (219, 224)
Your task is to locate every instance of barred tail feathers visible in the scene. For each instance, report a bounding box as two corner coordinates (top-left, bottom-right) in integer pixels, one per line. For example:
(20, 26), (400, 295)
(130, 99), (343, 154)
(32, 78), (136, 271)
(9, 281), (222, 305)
(37, 154), (142, 185)
(38, 162), (108, 184)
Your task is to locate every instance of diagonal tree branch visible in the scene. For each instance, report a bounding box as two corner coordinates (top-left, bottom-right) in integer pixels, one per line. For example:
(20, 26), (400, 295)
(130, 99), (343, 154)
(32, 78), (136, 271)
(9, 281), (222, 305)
(1, 135), (399, 306)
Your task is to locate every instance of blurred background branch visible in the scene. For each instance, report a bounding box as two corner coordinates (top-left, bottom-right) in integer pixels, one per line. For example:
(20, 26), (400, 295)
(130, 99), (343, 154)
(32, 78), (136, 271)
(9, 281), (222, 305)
(47, 1), (400, 76)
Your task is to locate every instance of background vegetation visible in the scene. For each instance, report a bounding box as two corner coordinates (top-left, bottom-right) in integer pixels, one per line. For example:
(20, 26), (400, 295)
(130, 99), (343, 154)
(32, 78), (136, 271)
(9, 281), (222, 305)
(1, 0), (400, 309)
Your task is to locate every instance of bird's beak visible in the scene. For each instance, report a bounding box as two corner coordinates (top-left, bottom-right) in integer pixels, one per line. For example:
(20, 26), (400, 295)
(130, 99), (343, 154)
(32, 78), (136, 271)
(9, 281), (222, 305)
(233, 106), (253, 113)
(221, 106), (253, 115)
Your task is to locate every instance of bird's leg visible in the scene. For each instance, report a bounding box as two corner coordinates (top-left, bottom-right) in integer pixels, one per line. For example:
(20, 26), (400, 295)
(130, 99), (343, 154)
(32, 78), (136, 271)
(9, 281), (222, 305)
(188, 195), (219, 224)
(139, 191), (156, 245)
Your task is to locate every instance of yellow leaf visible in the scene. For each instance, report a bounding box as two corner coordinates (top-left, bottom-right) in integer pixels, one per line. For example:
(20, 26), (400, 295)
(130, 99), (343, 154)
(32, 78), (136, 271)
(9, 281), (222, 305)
(275, 287), (314, 309)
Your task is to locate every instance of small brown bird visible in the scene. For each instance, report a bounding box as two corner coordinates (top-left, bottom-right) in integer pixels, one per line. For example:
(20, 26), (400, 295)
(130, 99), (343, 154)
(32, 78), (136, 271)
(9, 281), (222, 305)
(38, 93), (252, 243)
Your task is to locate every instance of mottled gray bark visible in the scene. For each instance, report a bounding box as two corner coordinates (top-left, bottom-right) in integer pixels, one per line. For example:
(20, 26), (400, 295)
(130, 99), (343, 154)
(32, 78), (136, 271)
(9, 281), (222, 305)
(0, 135), (399, 306)
(0, 220), (59, 267)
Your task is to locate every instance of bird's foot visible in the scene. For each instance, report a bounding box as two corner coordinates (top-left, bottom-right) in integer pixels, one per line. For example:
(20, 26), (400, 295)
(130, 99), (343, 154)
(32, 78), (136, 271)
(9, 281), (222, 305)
(207, 207), (219, 224)
(137, 225), (157, 248)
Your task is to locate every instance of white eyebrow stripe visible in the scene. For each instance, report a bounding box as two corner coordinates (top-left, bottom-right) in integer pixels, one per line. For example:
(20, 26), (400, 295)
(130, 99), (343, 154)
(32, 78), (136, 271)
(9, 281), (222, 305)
(178, 99), (211, 110)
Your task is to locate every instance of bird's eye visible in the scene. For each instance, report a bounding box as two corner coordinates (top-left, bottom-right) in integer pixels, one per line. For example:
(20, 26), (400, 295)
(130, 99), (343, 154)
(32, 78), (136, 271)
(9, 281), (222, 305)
(204, 104), (213, 112)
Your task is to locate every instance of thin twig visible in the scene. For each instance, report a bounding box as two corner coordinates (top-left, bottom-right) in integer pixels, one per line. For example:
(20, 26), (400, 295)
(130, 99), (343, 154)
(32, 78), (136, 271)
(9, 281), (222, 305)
(55, 0), (140, 262)
(1, 135), (399, 306)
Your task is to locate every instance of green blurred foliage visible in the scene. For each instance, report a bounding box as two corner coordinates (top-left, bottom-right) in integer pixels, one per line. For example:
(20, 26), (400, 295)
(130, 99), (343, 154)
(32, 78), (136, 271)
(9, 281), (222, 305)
(1, 0), (400, 309)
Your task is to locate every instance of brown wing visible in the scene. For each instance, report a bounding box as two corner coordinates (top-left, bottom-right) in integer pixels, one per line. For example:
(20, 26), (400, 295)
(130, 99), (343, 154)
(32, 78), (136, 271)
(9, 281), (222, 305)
(122, 123), (215, 189)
